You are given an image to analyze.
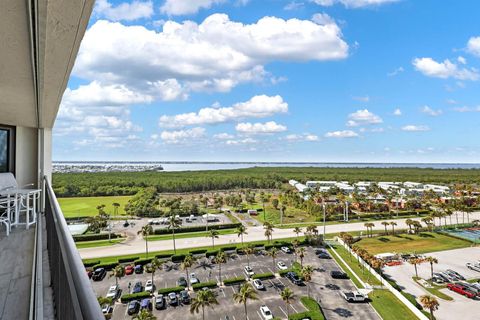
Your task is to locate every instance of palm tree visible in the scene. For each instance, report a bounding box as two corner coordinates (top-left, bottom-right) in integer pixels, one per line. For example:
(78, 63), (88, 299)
(420, 295), (439, 320)
(263, 222), (274, 243)
(268, 248), (279, 273)
(381, 221), (389, 235)
(280, 288), (295, 317)
(406, 218), (414, 232)
(215, 251), (227, 285)
(390, 221), (397, 235)
(301, 265), (313, 298)
(133, 309), (157, 320)
(181, 254), (196, 290)
(168, 214), (181, 254)
(425, 256), (438, 279)
(109, 265), (125, 286)
(244, 245), (255, 268)
(293, 227), (302, 240)
(233, 283), (258, 320)
(137, 224), (153, 258)
(364, 222), (374, 237)
(409, 257), (422, 278)
(297, 247), (306, 268)
(208, 229), (220, 249)
(190, 289), (219, 320)
(148, 257), (163, 284)
(236, 225), (248, 247)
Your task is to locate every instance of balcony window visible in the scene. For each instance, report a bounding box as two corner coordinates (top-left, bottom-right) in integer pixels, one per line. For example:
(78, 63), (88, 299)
(0, 125), (15, 173)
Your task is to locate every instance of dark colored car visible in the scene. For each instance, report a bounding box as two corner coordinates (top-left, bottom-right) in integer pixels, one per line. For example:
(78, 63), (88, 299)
(140, 298), (152, 311)
(92, 268), (106, 281)
(179, 290), (191, 304)
(315, 248), (326, 255)
(132, 282), (143, 294)
(447, 283), (476, 298)
(155, 295), (166, 310)
(134, 265), (143, 274)
(286, 271), (303, 285)
(168, 292), (178, 306)
(317, 252), (331, 259)
(177, 277), (187, 287)
(127, 300), (140, 315)
(331, 271), (349, 279)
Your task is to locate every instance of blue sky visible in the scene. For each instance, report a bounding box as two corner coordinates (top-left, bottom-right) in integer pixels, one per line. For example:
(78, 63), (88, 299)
(53, 0), (480, 163)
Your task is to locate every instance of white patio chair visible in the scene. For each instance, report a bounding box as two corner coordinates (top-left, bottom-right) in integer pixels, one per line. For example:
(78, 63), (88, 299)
(0, 195), (15, 236)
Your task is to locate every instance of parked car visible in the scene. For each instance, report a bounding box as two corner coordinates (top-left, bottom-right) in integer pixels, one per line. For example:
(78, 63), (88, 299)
(134, 264), (143, 274)
(92, 268), (106, 281)
(440, 271), (458, 282)
(177, 277), (188, 287)
(277, 261), (288, 270)
(132, 282), (143, 294)
(458, 282), (480, 296)
(466, 263), (480, 272)
(431, 274), (446, 284)
(331, 271), (349, 279)
(125, 265), (134, 275)
(190, 273), (199, 284)
(127, 300), (140, 315)
(101, 304), (113, 318)
(106, 285), (119, 299)
(281, 246), (291, 254)
(145, 280), (155, 293)
(244, 266), (255, 277)
(168, 292), (178, 306)
(253, 279), (265, 290)
(317, 252), (331, 259)
(315, 248), (326, 255)
(155, 294), (166, 310)
(446, 269), (465, 280)
(341, 291), (368, 302)
(140, 298), (152, 311)
(260, 305), (274, 320)
(180, 290), (191, 304)
(286, 271), (303, 285)
(433, 272), (450, 283)
(447, 283), (476, 298)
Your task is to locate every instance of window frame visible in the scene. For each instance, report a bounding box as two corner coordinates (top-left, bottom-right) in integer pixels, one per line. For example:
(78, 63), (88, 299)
(0, 124), (16, 174)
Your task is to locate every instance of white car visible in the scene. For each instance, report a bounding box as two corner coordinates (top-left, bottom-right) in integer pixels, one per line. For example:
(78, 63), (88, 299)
(260, 305), (273, 320)
(280, 246), (291, 254)
(244, 266), (254, 277)
(106, 285), (119, 299)
(145, 280), (155, 293)
(252, 279), (265, 290)
(277, 261), (288, 270)
(190, 273), (199, 284)
(466, 263), (480, 272)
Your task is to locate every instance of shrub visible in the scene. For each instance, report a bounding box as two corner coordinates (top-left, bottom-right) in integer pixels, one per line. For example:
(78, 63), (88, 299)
(93, 262), (118, 271)
(83, 260), (100, 268)
(264, 244), (274, 251)
(252, 273), (275, 280)
(192, 281), (218, 290)
(288, 297), (325, 320)
(220, 246), (237, 252)
(134, 258), (152, 266)
(155, 253), (173, 259)
(157, 286), (185, 295)
(254, 244), (264, 248)
(223, 277), (246, 285)
(189, 249), (208, 255)
(206, 250), (219, 258)
(236, 248), (245, 255)
(279, 269), (293, 277)
(153, 223), (242, 235)
(118, 257), (139, 264)
(171, 254), (186, 263)
(73, 233), (119, 242)
(120, 292), (151, 303)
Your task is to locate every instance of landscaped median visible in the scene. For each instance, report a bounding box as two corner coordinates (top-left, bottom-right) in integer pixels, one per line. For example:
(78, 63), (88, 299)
(412, 277), (453, 301)
(288, 296), (325, 320)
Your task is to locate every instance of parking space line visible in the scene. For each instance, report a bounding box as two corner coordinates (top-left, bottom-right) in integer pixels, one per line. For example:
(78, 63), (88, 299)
(291, 304), (298, 313)
(256, 310), (263, 320)
(221, 288), (226, 298)
(278, 306), (288, 317)
(230, 286), (236, 293)
(267, 267), (273, 274)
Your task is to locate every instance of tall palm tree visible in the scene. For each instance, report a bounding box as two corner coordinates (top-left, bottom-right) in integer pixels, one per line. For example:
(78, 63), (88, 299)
(168, 214), (181, 254)
(133, 309), (157, 320)
(425, 256), (438, 279)
(137, 224), (153, 258)
(268, 248), (278, 273)
(409, 257), (422, 278)
(149, 257), (164, 284)
(297, 247), (306, 268)
(112, 202), (120, 216)
(280, 288), (295, 317)
(190, 289), (218, 320)
(301, 265), (313, 298)
(208, 229), (220, 249)
(236, 225), (248, 247)
(389, 221), (397, 235)
(420, 295), (439, 320)
(244, 245), (255, 268)
(233, 283), (258, 320)
(381, 221), (389, 235)
(264, 222), (274, 243)
(293, 227), (302, 240)
(109, 265), (125, 286)
(181, 254), (196, 290)
(215, 251), (228, 285)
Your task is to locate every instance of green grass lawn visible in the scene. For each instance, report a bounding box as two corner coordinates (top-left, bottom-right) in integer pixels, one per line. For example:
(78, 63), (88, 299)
(59, 196), (132, 218)
(412, 277), (453, 301)
(253, 204), (316, 225)
(355, 232), (472, 255)
(369, 290), (420, 320)
(75, 238), (125, 249)
(146, 228), (237, 241)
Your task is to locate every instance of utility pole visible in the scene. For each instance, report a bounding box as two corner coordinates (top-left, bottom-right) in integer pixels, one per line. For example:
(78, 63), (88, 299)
(322, 202), (326, 237)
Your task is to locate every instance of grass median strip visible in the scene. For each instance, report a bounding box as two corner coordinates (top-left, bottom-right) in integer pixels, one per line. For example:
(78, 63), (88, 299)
(412, 277), (453, 301)
(146, 228), (237, 241)
(369, 290), (419, 320)
(75, 238), (125, 249)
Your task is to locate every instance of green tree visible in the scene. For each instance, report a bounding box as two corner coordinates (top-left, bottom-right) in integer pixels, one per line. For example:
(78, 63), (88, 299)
(190, 289), (218, 320)
(137, 224), (153, 258)
(112, 202), (120, 216)
(263, 222), (274, 243)
(148, 257), (164, 284)
(109, 265), (125, 286)
(233, 283), (258, 320)
(268, 247), (279, 273)
(280, 288), (295, 317)
(420, 295), (439, 320)
(293, 227), (302, 240)
(425, 256), (438, 279)
(133, 309), (157, 320)
(168, 214), (181, 254)
(297, 247), (306, 268)
(236, 225), (248, 247)
(215, 251), (228, 284)
(301, 265), (313, 298)
(208, 229), (220, 249)
(181, 254), (196, 290)
(244, 245), (255, 268)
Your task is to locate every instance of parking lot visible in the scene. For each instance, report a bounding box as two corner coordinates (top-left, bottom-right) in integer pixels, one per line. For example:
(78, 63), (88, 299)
(91, 246), (380, 320)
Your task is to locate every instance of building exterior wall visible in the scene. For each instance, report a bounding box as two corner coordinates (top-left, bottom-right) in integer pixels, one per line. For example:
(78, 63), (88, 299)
(15, 126), (38, 187)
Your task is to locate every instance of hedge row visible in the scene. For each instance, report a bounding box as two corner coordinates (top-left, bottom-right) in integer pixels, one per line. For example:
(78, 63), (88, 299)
(171, 254), (186, 263)
(120, 292), (151, 303)
(220, 246), (237, 252)
(118, 257), (139, 264)
(84, 260), (100, 268)
(155, 253), (174, 259)
(157, 286), (185, 295)
(251, 272), (275, 280)
(192, 281), (218, 290)
(279, 269), (293, 277)
(93, 262), (118, 271)
(134, 258), (152, 266)
(223, 277), (246, 285)
(189, 249), (208, 255)
(206, 250), (220, 258)
(153, 223), (242, 235)
(73, 233), (119, 242)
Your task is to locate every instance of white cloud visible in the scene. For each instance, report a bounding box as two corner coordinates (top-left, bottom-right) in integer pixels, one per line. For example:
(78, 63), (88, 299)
(235, 121), (287, 134)
(393, 108), (402, 116)
(225, 138), (257, 145)
(457, 56), (467, 65)
(284, 133), (319, 142)
(346, 109), (382, 127)
(401, 125), (430, 132)
(412, 57), (479, 81)
(161, 0), (225, 15)
(352, 95), (370, 102)
(453, 106), (480, 113)
(74, 14), (348, 98)
(311, 13), (335, 25)
(160, 127), (206, 144)
(214, 133), (235, 139)
(467, 36), (480, 57)
(284, 1), (305, 10)
(324, 130), (358, 138)
(312, 0), (400, 8)
(94, 0), (153, 21)
(421, 105), (443, 116)
(387, 66), (404, 76)
(159, 95), (288, 128)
